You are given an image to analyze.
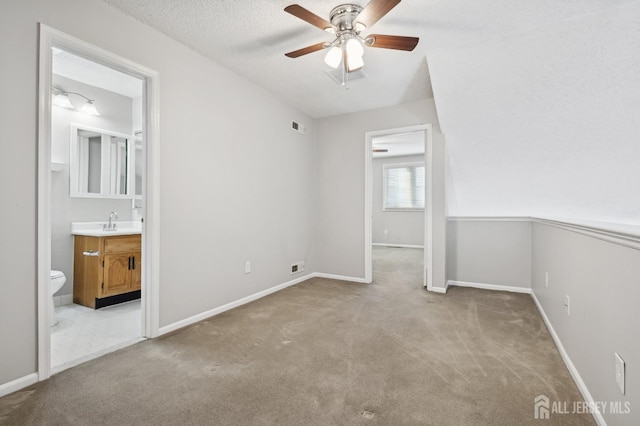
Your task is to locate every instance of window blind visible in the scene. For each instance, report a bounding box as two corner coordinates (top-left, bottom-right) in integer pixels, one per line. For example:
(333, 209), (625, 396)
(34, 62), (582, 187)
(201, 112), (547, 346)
(383, 162), (425, 210)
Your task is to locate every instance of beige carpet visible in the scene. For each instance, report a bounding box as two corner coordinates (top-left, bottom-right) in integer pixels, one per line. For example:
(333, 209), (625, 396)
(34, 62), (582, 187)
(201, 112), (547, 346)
(0, 247), (593, 425)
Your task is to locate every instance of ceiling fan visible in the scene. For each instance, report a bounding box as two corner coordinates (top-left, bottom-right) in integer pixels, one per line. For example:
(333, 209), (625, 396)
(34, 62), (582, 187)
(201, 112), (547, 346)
(284, 0), (419, 74)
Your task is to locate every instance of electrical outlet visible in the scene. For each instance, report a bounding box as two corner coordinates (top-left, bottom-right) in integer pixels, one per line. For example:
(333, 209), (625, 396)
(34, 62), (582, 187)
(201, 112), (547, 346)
(245, 261), (251, 274)
(564, 295), (570, 315)
(545, 272), (549, 288)
(615, 353), (625, 394)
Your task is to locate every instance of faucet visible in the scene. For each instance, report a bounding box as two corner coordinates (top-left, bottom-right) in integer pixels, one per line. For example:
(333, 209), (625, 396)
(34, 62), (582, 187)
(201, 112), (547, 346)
(105, 211), (118, 231)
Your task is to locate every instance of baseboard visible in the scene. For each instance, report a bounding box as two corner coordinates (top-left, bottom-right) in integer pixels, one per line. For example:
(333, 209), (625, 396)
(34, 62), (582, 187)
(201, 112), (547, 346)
(0, 373), (38, 398)
(427, 285), (447, 294)
(158, 273), (315, 336)
(447, 280), (532, 294)
(530, 292), (605, 426)
(312, 273), (367, 283)
(53, 294), (73, 307)
(372, 243), (424, 249)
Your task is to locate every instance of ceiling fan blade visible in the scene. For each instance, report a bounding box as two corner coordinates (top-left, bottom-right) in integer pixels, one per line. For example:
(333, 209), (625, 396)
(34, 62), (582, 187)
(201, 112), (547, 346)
(285, 42), (327, 58)
(355, 0), (401, 29)
(365, 34), (419, 51)
(284, 4), (334, 32)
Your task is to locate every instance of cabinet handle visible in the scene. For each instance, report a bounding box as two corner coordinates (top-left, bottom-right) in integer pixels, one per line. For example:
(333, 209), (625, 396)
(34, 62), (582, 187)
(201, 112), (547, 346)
(132, 256), (135, 270)
(128, 256), (132, 270)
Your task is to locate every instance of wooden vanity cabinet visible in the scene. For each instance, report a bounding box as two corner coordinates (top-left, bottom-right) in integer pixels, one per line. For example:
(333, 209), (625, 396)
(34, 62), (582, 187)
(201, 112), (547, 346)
(73, 234), (141, 309)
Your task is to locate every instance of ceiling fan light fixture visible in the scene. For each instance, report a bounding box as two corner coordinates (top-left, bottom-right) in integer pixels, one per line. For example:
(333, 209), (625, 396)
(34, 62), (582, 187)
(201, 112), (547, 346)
(283, 1), (418, 74)
(345, 37), (364, 58)
(346, 52), (364, 72)
(324, 46), (342, 68)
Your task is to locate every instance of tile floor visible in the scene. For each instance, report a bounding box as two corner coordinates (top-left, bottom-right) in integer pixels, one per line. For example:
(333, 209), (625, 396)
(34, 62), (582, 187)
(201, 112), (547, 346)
(51, 300), (142, 372)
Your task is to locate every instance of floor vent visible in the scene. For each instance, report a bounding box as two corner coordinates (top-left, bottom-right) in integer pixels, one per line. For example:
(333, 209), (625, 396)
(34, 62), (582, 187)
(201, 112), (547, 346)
(361, 409), (375, 419)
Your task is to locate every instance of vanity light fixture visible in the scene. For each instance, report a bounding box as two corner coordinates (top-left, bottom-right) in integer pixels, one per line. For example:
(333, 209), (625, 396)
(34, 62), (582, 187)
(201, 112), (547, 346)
(52, 86), (100, 116)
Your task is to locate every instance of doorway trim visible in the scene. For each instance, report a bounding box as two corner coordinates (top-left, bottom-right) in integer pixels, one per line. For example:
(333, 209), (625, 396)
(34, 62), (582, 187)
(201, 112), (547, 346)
(364, 124), (433, 287)
(37, 24), (161, 380)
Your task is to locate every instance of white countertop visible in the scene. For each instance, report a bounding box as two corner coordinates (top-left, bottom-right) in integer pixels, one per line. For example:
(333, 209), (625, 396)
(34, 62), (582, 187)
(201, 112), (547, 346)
(71, 221), (142, 237)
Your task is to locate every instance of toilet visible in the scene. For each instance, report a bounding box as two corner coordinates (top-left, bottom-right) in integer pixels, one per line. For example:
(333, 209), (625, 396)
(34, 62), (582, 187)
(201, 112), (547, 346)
(50, 270), (66, 327)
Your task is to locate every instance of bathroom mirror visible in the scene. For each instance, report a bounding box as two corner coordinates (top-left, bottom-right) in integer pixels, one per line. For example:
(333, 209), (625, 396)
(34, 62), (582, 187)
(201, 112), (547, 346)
(70, 124), (136, 199)
(134, 138), (143, 198)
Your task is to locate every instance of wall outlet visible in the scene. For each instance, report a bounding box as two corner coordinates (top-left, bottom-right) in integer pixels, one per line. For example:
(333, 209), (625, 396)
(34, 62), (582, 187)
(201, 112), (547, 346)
(564, 295), (570, 315)
(245, 260), (251, 274)
(290, 261), (305, 275)
(545, 272), (549, 287)
(615, 353), (625, 394)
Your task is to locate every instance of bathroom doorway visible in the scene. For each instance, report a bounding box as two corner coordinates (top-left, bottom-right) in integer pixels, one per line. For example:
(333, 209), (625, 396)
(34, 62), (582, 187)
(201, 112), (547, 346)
(37, 25), (160, 380)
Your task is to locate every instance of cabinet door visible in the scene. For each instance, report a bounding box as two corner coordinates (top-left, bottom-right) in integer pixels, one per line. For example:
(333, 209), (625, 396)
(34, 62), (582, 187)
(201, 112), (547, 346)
(103, 254), (131, 297)
(130, 252), (142, 291)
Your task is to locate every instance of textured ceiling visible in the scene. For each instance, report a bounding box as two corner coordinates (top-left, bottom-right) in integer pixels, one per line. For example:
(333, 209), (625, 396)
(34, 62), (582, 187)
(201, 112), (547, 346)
(100, 0), (636, 118)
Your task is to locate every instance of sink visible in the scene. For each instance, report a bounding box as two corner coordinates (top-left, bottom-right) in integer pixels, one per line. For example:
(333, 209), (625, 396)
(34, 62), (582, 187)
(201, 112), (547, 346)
(71, 221), (142, 237)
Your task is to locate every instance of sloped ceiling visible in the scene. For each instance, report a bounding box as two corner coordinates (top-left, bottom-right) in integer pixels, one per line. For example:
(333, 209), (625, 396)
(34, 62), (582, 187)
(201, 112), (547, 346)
(430, 1), (640, 223)
(100, 0), (640, 223)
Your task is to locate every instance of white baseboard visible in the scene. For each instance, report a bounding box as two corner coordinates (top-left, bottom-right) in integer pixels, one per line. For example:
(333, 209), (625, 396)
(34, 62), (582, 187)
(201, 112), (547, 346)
(372, 243), (424, 249)
(54, 294), (73, 307)
(427, 285), (447, 294)
(158, 273), (315, 336)
(313, 273), (367, 283)
(0, 373), (38, 398)
(447, 280), (532, 294)
(531, 292), (605, 426)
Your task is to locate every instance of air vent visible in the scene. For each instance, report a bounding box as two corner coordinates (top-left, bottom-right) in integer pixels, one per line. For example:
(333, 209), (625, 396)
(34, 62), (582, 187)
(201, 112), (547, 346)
(291, 120), (305, 134)
(290, 261), (305, 275)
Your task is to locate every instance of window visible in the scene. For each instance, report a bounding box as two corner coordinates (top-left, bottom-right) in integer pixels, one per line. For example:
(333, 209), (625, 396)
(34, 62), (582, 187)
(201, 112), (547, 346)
(383, 162), (425, 211)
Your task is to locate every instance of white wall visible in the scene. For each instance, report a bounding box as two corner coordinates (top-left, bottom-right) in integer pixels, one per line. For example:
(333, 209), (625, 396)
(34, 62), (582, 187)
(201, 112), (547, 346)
(51, 75), (136, 296)
(372, 154), (424, 246)
(428, 2), (640, 224)
(0, 0), (315, 387)
(446, 218), (532, 289)
(315, 99), (446, 288)
(532, 221), (639, 426)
